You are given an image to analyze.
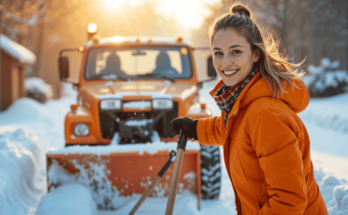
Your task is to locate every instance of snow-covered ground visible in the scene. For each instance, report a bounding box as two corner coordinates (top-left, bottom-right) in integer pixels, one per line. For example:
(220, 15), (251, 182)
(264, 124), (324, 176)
(0, 81), (348, 215)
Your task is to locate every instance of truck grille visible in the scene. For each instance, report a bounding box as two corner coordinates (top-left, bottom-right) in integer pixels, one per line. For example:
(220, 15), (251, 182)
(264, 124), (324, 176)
(99, 102), (178, 140)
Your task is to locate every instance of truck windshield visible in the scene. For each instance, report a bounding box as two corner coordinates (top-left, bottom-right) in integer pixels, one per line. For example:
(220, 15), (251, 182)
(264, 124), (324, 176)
(84, 46), (192, 81)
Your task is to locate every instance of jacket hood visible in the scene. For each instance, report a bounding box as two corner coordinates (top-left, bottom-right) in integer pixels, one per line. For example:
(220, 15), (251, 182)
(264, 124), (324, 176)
(210, 72), (310, 114)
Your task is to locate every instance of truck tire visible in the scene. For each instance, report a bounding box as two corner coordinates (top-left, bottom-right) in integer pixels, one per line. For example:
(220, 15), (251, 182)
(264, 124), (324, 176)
(200, 145), (221, 199)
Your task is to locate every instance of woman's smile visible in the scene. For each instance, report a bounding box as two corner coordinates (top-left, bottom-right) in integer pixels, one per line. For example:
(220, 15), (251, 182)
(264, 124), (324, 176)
(222, 69), (239, 75)
(221, 69), (239, 79)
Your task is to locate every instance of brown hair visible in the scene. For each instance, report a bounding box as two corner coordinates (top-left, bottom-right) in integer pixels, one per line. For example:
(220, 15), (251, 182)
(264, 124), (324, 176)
(209, 3), (305, 98)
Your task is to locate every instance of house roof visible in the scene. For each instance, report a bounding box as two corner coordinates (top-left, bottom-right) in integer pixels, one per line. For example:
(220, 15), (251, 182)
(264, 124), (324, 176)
(0, 34), (36, 64)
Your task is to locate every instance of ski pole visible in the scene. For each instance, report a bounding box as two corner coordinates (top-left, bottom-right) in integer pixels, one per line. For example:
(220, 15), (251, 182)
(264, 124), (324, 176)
(129, 150), (177, 215)
(165, 129), (187, 215)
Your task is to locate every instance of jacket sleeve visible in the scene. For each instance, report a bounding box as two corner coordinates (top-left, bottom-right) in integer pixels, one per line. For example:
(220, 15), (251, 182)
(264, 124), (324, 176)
(249, 110), (307, 215)
(196, 115), (224, 146)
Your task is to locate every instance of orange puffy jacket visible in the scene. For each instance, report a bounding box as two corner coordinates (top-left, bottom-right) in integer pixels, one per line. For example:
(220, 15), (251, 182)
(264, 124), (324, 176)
(197, 72), (328, 215)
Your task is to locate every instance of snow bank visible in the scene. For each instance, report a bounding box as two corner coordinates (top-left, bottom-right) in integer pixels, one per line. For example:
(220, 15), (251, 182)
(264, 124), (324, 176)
(35, 183), (98, 215)
(298, 92), (348, 138)
(0, 98), (46, 123)
(0, 127), (43, 215)
(0, 95), (74, 214)
(0, 96), (74, 151)
(25, 77), (53, 100)
(313, 168), (348, 215)
(328, 185), (348, 215)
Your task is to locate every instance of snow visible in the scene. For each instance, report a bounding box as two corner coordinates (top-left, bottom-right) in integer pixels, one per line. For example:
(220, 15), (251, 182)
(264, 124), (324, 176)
(180, 86), (197, 100)
(61, 83), (78, 97)
(47, 134), (200, 156)
(97, 93), (124, 99)
(98, 91), (173, 99)
(314, 71), (348, 91)
(98, 92), (174, 101)
(0, 127), (44, 215)
(0, 96), (74, 151)
(124, 118), (153, 126)
(187, 103), (212, 116)
(1, 80), (348, 215)
(35, 183), (98, 215)
(152, 94), (173, 99)
(0, 34), (36, 64)
(46, 157), (133, 210)
(298, 92), (348, 156)
(330, 185), (348, 215)
(304, 58), (348, 96)
(187, 103), (202, 114)
(25, 77), (53, 98)
(123, 101), (152, 110)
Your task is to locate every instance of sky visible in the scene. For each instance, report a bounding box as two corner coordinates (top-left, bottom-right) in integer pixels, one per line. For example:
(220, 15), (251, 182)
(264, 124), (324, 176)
(102, 0), (220, 29)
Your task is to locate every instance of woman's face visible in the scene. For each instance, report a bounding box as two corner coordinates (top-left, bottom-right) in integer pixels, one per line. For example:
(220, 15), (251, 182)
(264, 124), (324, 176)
(212, 28), (259, 87)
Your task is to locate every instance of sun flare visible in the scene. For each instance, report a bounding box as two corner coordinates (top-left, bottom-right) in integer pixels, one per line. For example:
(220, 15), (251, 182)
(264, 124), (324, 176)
(101, 0), (220, 29)
(102, 0), (125, 8)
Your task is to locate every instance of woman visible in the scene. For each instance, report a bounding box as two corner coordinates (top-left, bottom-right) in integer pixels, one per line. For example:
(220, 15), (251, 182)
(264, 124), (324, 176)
(170, 3), (328, 215)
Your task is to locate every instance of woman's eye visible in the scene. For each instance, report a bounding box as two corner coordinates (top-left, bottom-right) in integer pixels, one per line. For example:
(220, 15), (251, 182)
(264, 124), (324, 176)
(214, 52), (223, 56)
(232, 50), (242, 54)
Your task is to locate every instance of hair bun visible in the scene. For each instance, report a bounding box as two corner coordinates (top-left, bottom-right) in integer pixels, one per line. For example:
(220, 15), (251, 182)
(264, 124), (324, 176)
(230, 4), (252, 18)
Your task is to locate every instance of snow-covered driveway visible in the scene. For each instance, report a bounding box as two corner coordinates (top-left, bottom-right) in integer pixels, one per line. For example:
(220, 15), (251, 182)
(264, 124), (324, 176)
(0, 81), (348, 215)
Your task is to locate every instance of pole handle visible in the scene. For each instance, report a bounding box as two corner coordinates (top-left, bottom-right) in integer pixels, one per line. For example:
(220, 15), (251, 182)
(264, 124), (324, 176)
(165, 129), (187, 215)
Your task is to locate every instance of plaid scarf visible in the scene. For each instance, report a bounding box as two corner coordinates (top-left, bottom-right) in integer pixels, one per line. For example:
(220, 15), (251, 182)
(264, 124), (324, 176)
(214, 69), (258, 125)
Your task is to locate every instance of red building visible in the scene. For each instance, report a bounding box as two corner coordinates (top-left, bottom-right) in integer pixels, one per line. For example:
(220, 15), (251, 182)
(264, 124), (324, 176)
(0, 34), (36, 110)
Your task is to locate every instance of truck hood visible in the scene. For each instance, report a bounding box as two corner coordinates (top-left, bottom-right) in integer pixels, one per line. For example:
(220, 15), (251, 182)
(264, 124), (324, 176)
(82, 81), (198, 100)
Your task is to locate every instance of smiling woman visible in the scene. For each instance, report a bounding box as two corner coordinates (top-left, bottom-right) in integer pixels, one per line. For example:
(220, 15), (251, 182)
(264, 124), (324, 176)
(170, 3), (329, 215)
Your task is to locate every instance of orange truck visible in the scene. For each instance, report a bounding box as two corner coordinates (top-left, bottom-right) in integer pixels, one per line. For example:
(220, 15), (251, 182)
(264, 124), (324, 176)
(45, 23), (221, 210)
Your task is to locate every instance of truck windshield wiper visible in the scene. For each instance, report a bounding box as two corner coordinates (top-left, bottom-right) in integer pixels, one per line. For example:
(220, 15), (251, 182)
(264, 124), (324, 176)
(138, 73), (175, 82)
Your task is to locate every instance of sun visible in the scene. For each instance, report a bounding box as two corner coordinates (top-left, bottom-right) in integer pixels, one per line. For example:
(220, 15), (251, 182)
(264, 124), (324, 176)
(102, 0), (125, 8)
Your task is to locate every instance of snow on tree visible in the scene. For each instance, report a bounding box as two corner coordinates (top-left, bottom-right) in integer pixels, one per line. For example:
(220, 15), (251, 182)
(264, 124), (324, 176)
(303, 58), (348, 98)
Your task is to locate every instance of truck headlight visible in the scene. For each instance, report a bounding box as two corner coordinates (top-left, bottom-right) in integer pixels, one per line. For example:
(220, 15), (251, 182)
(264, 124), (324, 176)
(100, 99), (122, 110)
(152, 99), (173, 110)
(74, 123), (90, 136)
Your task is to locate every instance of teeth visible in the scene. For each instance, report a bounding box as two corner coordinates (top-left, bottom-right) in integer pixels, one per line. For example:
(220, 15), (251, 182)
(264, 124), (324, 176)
(223, 69), (238, 75)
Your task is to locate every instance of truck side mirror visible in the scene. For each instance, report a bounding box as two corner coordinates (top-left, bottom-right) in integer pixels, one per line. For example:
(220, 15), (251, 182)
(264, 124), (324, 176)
(207, 56), (217, 79)
(59, 56), (69, 80)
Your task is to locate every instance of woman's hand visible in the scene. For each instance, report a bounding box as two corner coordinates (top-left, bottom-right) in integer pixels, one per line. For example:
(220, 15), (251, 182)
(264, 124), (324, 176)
(169, 117), (198, 140)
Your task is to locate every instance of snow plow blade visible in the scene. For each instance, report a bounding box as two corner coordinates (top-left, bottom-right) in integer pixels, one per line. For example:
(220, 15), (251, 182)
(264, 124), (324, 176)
(46, 142), (201, 210)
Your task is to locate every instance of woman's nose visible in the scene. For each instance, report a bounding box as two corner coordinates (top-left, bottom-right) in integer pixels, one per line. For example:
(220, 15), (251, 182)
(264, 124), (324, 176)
(221, 55), (232, 67)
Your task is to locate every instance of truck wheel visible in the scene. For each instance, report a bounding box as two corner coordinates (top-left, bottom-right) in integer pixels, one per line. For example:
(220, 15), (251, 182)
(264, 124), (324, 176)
(200, 145), (221, 199)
